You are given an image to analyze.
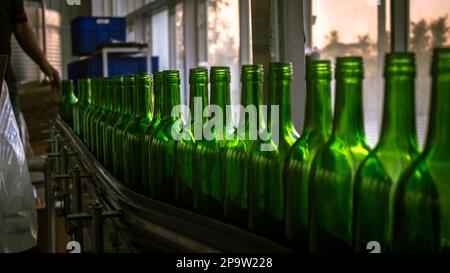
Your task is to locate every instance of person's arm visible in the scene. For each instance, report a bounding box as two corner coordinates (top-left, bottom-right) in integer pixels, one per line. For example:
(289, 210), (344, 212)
(12, 22), (61, 92)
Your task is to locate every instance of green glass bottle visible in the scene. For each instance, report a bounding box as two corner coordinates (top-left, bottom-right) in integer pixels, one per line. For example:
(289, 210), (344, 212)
(150, 70), (184, 202)
(78, 79), (92, 140)
(123, 73), (153, 191)
(103, 77), (122, 171)
(248, 62), (299, 241)
(223, 64), (264, 227)
(123, 73), (153, 192)
(354, 53), (420, 253)
(60, 79), (78, 125)
(309, 57), (371, 252)
(284, 60), (333, 250)
(112, 76), (132, 182)
(83, 78), (94, 148)
(393, 48), (450, 253)
(96, 77), (113, 163)
(174, 68), (208, 209)
(89, 78), (102, 155)
(193, 66), (233, 217)
(143, 71), (164, 197)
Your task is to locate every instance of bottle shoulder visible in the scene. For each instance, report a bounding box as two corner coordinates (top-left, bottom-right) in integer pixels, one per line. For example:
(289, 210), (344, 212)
(312, 136), (370, 175)
(290, 129), (329, 156)
(396, 156), (439, 210)
(358, 144), (421, 183)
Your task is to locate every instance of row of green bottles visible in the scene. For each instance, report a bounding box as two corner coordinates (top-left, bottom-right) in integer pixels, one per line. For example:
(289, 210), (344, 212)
(60, 48), (449, 253)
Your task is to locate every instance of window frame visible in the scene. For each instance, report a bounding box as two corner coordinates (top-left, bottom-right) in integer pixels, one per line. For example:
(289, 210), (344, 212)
(122, 0), (252, 98)
(297, 0), (411, 139)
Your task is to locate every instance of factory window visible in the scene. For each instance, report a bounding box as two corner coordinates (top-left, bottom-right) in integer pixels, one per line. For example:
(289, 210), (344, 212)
(152, 9), (170, 71)
(410, 0), (450, 146)
(175, 3), (186, 105)
(207, 0), (241, 116)
(311, 0), (390, 147)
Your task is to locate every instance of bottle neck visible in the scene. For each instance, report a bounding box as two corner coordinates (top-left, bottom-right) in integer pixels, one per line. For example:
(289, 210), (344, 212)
(153, 82), (163, 120)
(426, 74), (450, 151)
(268, 79), (294, 135)
(106, 85), (112, 112)
(123, 83), (132, 116)
(190, 81), (208, 126)
(66, 85), (75, 97)
(162, 83), (181, 119)
(379, 75), (418, 147)
(132, 82), (145, 118)
(333, 77), (366, 143)
(83, 81), (91, 107)
(114, 83), (122, 114)
(241, 80), (265, 130)
(99, 83), (107, 110)
(78, 83), (84, 105)
(210, 81), (231, 126)
(138, 79), (153, 120)
(92, 84), (99, 109)
(303, 78), (333, 137)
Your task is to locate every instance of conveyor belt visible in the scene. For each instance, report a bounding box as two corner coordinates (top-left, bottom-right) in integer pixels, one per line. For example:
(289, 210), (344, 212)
(54, 117), (292, 253)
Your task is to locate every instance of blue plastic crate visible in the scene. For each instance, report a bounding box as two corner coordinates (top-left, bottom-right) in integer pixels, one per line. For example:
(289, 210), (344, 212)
(68, 55), (147, 82)
(71, 16), (126, 56)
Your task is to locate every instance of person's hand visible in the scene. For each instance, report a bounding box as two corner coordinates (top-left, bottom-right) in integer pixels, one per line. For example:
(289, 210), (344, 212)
(41, 63), (61, 94)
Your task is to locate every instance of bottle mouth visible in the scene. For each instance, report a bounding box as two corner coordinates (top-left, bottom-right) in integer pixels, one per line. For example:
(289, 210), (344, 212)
(384, 53), (416, 77)
(335, 56), (364, 79)
(135, 72), (152, 79)
(306, 59), (331, 80)
(107, 77), (115, 89)
(241, 64), (264, 83)
(211, 66), (231, 83)
(163, 70), (181, 84)
(124, 75), (135, 87)
(432, 47), (450, 75)
(153, 71), (163, 81)
(269, 62), (293, 81)
(189, 67), (209, 84)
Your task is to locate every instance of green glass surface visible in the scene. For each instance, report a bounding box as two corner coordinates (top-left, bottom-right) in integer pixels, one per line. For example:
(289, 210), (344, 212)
(309, 57), (371, 252)
(150, 70), (184, 202)
(393, 48), (450, 253)
(123, 73), (153, 191)
(82, 78), (94, 149)
(96, 78), (113, 163)
(60, 79), (78, 125)
(223, 64), (264, 227)
(143, 72), (164, 198)
(112, 76), (133, 182)
(284, 59), (333, 250)
(174, 68), (208, 209)
(248, 62), (299, 241)
(193, 66), (233, 218)
(354, 53), (420, 252)
(73, 80), (82, 136)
